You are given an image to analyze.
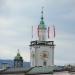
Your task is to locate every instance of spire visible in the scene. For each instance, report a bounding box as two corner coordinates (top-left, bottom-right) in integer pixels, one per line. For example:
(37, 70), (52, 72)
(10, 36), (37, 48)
(39, 7), (46, 29)
(41, 7), (44, 22)
(18, 49), (19, 53)
(17, 49), (20, 57)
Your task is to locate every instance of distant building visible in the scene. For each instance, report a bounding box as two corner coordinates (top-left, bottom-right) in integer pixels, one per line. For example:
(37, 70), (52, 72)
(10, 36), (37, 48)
(14, 50), (23, 68)
(1, 63), (9, 69)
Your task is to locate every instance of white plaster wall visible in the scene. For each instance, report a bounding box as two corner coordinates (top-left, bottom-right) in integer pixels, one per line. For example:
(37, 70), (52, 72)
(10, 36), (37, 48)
(39, 29), (46, 41)
(30, 45), (54, 67)
(30, 46), (36, 67)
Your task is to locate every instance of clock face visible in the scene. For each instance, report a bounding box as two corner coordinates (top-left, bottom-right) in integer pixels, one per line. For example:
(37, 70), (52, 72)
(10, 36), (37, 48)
(40, 51), (49, 60)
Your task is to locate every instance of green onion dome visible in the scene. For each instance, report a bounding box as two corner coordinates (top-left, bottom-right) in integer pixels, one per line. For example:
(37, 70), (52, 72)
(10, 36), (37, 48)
(14, 51), (23, 60)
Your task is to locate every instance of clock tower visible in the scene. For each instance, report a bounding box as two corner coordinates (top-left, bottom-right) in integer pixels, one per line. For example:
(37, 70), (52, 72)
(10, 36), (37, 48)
(30, 8), (55, 67)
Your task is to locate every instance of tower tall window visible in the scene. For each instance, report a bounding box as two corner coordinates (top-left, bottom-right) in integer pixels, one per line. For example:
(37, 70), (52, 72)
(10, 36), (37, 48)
(43, 61), (47, 66)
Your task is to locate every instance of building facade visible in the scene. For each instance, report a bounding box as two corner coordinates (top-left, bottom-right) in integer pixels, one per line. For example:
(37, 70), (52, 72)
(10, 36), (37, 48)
(30, 8), (55, 67)
(14, 50), (23, 68)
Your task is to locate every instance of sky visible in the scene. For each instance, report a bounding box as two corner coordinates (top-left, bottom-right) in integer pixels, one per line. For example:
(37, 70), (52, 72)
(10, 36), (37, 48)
(0, 0), (75, 65)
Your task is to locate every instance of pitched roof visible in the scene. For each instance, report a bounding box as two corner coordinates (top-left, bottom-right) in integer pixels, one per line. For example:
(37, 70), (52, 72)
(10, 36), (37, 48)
(26, 66), (54, 75)
(0, 67), (29, 74)
(0, 66), (70, 74)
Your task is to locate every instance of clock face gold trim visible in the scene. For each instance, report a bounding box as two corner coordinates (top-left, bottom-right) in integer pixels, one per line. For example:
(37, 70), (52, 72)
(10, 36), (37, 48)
(43, 53), (48, 58)
(40, 51), (49, 60)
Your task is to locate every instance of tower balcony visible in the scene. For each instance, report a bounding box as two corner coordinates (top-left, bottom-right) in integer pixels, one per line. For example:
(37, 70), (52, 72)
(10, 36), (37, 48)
(30, 40), (55, 46)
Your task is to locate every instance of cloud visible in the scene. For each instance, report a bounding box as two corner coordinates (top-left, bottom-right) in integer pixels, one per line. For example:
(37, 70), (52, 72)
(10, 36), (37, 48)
(0, 0), (75, 65)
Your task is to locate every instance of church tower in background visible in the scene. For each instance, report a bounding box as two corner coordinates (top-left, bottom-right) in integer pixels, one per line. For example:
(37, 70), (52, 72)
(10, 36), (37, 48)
(30, 8), (55, 67)
(14, 50), (23, 68)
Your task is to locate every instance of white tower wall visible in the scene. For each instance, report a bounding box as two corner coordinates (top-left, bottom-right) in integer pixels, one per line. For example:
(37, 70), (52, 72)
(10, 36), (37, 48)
(39, 29), (46, 41)
(30, 9), (55, 67)
(30, 41), (55, 67)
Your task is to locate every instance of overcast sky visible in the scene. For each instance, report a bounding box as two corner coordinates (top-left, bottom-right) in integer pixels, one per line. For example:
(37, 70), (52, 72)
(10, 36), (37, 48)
(0, 0), (75, 65)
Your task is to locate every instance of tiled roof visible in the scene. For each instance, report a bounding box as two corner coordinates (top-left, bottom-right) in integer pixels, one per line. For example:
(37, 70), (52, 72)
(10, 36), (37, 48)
(0, 66), (70, 74)
(26, 66), (54, 75)
(0, 67), (30, 74)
